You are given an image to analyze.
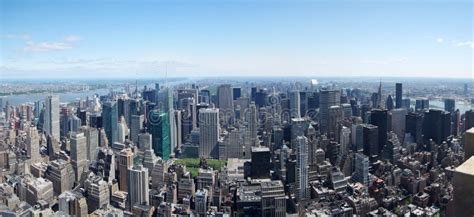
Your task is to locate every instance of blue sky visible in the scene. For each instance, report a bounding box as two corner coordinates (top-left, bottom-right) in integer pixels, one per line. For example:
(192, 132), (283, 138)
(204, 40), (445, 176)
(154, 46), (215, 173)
(1, 0), (472, 79)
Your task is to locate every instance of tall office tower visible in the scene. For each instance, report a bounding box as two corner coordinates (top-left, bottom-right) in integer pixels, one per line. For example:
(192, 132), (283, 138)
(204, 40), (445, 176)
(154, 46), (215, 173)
(102, 101), (118, 145)
(362, 124), (379, 157)
(415, 98), (430, 111)
(250, 147), (271, 179)
(261, 180), (286, 217)
(69, 115), (82, 133)
(406, 112), (423, 144)
(128, 165), (149, 208)
(423, 109), (451, 145)
(299, 91), (308, 117)
(453, 156), (474, 216)
(289, 90), (301, 118)
(370, 109), (388, 155)
(391, 108), (407, 141)
(340, 126), (351, 154)
(58, 191), (88, 217)
(225, 127), (244, 158)
(341, 103), (352, 119)
(117, 148), (133, 191)
(80, 126), (98, 162)
(453, 109), (461, 136)
(45, 159), (76, 195)
(464, 128), (474, 159)
(465, 110), (474, 131)
(319, 90), (340, 134)
(158, 87), (177, 156)
(350, 124), (363, 151)
(175, 110), (182, 148)
(386, 95), (394, 110)
(27, 126), (40, 162)
(147, 110), (170, 160)
(444, 98), (455, 113)
(291, 118), (307, 148)
(84, 173), (110, 212)
(25, 177), (54, 206)
(385, 132), (401, 163)
(395, 83), (402, 108)
(60, 107), (71, 138)
(199, 108), (220, 159)
(377, 81), (382, 108)
(217, 84), (233, 118)
(44, 95), (60, 141)
(195, 189), (208, 216)
(70, 132), (87, 182)
(117, 116), (128, 143)
(139, 132), (152, 151)
(402, 98), (411, 109)
(464, 83), (469, 95)
(127, 99), (140, 127)
(328, 105), (342, 141)
(233, 87), (241, 100)
(295, 136), (309, 201)
(247, 102), (258, 146)
(353, 153), (370, 187)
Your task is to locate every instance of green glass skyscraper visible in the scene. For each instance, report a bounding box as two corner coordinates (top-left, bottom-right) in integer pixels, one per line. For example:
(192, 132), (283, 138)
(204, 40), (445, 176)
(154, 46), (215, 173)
(148, 110), (170, 160)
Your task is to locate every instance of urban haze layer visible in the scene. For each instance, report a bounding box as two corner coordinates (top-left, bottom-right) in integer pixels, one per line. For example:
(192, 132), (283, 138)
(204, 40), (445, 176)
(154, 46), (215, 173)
(0, 77), (473, 216)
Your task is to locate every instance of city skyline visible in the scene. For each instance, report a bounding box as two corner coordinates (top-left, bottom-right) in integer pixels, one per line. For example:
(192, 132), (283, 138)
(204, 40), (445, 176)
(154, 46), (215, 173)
(1, 0), (473, 79)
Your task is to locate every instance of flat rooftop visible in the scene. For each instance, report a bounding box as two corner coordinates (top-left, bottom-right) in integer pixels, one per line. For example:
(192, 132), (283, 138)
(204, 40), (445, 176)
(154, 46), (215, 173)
(455, 156), (474, 176)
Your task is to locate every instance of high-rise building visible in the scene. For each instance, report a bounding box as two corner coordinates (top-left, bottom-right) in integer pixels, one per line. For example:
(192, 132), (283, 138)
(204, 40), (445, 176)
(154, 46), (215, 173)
(395, 83), (402, 108)
(58, 190), (88, 217)
(44, 95), (60, 141)
(80, 126), (99, 162)
(370, 109), (388, 155)
(386, 95), (394, 110)
(464, 128), (474, 159)
(295, 136), (309, 200)
(353, 153), (369, 187)
(251, 147), (271, 179)
(128, 165), (149, 208)
(199, 108), (220, 158)
(70, 132), (87, 182)
(289, 90), (301, 118)
(465, 110), (474, 131)
(328, 105), (342, 141)
(102, 101), (118, 145)
(217, 84), (233, 124)
(195, 189), (208, 216)
(362, 124), (379, 157)
(444, 98), (455, 113)
(25, 177), (54, 206)
(261, 180), (286, 217)
(391, 108), (407, 141)
(45, 159), (76, 195)
(233, 87), (241, 100)
(117, 148), (133, 191)
(423, 109), (451, 145)
(26, 126), (40, 162)
(415, 98), (429, 111)
(319, 90), (340, 134)
(147, 110), (170, 160)
(453, 156), (474, 216)
(248, 102), (258, 146)
(158, 87), (177, 156)
(84, 173), (110, 212)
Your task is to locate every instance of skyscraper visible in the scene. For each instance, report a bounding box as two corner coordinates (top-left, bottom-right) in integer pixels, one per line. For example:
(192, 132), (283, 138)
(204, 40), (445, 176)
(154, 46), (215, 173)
(395, 83), (402, 108)
(128, 165), (149, 208)
(295, 136), (309, 200)
(464, 128), (474, 159)
(102, 101), (118, 145)
(199, 108), (220, 158)
(248, 102), (258, 146)
(117, 148), (133, 191)
(289, 90), (301, 118)
(251, 147), (271, 179)
(44, 95), (60, 141)
(444, 98), (455, 113)
(423, 109), (451, 145)
(70, 132), (87, 182)
(353, 153), (370, 187)
(453, 156), (474, 216)
(147, 110), (170, 160)
(217, 84), (233, 123)
(319, 90), (340, 134)
(362, 124), (379, 157)
(370, 109), (388, 155)
(27, 126), (40, 162)
(158, 87), (177, 156)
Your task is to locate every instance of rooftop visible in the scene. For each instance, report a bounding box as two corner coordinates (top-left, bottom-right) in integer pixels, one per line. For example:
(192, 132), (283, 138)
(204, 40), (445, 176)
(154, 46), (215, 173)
(455, 156), (474, 176)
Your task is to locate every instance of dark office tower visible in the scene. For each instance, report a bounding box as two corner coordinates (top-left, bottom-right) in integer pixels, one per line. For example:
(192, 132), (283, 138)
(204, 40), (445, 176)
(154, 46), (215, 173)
(423, 109), (451, 145)
(386, 95), (394, 110)
(102, 101), (118, 145)
(465, 110), (474, 131)
(453, 109), (461, 136)
(255, 90), (268, 108)
(362, 124), (379, 158)
(370, 109), (388, 155)
(319, 90), (341, 134)
(143, 89), (156, 102)
(402, 98), (411, 109)
(251, 87), (258, 102)
(251, 147), (271, 179)
(444, 99), (455, 113)
(395, 83), (402, 108)
(233, 87), (241, 100)
(200, 89), (211, 104)
(147, 110), (170, 160)
(217, 84), (233, 117)
(89, 113), (102, 129)
(406, 112), (423, 144)
(464, 83), (468, 95)
(117, 98), (125, 118)
(415, 98), (429, 111)
(299, 91), (308, 117)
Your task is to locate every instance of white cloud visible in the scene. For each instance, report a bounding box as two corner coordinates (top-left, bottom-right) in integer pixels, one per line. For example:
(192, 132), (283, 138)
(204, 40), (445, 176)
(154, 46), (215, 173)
(453, 40), (474, 49)
(24, 41), (73, 52)
(63, 35), (82, 42)
(1, 34), (31, 40)
(436, 37), (444, 43)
